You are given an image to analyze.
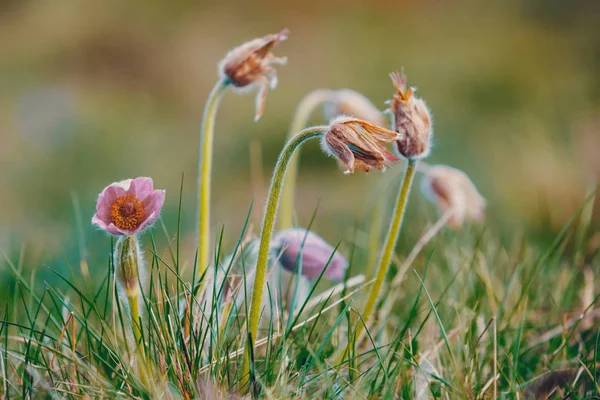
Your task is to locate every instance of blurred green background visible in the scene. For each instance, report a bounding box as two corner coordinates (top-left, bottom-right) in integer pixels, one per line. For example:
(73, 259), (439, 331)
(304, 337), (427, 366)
(0, 0), (599, 283)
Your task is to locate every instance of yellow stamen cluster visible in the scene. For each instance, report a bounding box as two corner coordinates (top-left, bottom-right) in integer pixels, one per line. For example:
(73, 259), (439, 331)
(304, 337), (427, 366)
(110, 194), (145, 231)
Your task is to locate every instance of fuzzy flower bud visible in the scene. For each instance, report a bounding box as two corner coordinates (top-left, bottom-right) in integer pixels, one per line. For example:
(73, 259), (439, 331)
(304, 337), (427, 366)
(420, 165), (486, 229)
(218, 29), (289, 121)
(320, 116), (401, 174)
(387, 71), (433, 159)
(114, 235), (144, 298)
(273, 228), (349, 281)
(323, 89), (387, 127)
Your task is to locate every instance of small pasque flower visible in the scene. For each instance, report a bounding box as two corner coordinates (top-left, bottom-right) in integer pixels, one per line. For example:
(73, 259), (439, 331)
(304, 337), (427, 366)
(92, 177), (165, 235)
(387, 71), (433, 159)
(323, 89), (388, 127)
(218, 29), (289, 121)
(273, 228), (349, 281)
(320, 116), (401, 174)
(420, 165), (486, 228)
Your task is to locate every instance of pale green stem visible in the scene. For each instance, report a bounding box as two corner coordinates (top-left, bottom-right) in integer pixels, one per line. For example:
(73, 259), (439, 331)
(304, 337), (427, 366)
(197, 79), (230, 294)
(278, 89), (333, 229)
(127, 292), (149, 387)
(116, 235), (149, 387)
(338, 159), (418, 363)
(240, 125), (326, 390)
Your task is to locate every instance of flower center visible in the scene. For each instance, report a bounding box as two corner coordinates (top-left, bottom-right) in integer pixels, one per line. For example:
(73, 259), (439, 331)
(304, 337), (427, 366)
(110, 194), (145, 231)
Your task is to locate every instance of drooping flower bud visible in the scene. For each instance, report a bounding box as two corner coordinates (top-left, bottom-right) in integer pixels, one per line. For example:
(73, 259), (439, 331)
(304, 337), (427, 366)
(218, 29), (289, 121)
(320, 116), (401, 174)
(92, 177), (165, 236)
(114, 235), (144, 298)
(273, 228), (349, 281)
(387, 71), (433, 159)
(420, 165), (486, 228)
(323, 89), (387, 127)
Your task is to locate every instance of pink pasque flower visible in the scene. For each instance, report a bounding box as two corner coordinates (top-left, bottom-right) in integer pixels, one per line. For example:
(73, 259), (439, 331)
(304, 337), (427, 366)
(92, 177), (165, 235)
(273, 228), (349, 281)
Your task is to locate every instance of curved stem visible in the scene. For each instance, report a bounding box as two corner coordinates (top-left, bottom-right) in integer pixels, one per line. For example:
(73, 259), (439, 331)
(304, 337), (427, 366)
(338, 159), (418, 363)
(197, 79), (230, 292)
(240, 125), (325, 390)
(278, 89), (333, 229)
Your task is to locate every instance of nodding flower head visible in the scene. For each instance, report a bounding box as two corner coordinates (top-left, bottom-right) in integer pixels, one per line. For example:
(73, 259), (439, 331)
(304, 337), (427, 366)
(420, 165), (486, 229)
(218, 29), (289, 121)
(386, 71), (432, 159)
(92, 177), (165, 235)
(273, 228), (348, 281)
(320, 116), (401, 174)
(323, 89), (387, 127)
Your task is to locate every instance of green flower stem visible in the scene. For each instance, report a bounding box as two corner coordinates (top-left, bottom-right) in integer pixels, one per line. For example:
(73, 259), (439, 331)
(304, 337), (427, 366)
(127, 292), (149, 387)
(278, 89), (332, 229)
(339, 159), (418, 363)
(240, 125), (326, 390)
(116, 235), (149, 387)
(197, 79), (230, 293)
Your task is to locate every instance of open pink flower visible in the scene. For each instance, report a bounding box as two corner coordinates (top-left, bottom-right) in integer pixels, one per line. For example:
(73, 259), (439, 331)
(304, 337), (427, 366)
(92, 177), (165, 236)
(273, 228), (348, 281)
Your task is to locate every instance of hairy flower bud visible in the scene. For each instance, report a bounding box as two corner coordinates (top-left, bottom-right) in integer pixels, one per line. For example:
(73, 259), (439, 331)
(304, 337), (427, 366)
(387, 71), (433, 159)
(420, 165), (486, 228)
(323, 89), (387, 127)
(273, 228), (348, 281)
(114, 235), (144, 298)
(320, 116), (401, 174)
(218, 29), (289, 121)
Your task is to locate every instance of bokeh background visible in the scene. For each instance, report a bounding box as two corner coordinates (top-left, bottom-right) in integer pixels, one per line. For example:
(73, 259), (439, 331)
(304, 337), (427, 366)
(0, 0), (599, 284)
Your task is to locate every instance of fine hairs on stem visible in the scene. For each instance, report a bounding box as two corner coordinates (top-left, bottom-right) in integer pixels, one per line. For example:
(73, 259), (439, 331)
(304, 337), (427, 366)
(337, 159), (418, 363)
(240, 126), (326, 390)
(279, 89), (333, 229)
(114, 235), (149, 387)
(197, 79), (230, 296)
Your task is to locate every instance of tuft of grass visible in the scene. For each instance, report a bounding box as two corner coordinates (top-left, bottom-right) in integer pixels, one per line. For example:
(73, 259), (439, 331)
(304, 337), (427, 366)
(0, 184), (599, 399)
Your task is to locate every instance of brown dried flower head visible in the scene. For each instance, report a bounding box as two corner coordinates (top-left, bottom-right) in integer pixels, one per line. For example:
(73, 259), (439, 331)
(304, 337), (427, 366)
(386, 71), (433, 159)
(420, 165), (486, 229)
(320, 116), (401, 174)
(323, 89), (388, 127)
(218, 29), (289, 121)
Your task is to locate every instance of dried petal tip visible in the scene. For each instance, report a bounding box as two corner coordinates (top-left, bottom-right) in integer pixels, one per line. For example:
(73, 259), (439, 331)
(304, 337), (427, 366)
(323, 89), (388, 127)
(320, 116), (400, 174)
(387, 70), (432, 159)
(420, 165), (486, 229)
(92, 177), (165, 236)
(274, 228), (348, 281)
(218, 29), (289, 121)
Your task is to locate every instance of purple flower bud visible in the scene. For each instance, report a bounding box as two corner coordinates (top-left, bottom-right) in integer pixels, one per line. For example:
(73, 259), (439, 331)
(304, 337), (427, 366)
(273, 228), (348, 281)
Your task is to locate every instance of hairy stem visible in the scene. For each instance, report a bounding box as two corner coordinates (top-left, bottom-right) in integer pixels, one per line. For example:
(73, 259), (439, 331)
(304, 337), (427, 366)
(278, 89), (332, 229)
(338, 159), (418, 363)
(240, 126), (325, 390)
(127, 293), (148, 387)
(197, 79), (230, 293)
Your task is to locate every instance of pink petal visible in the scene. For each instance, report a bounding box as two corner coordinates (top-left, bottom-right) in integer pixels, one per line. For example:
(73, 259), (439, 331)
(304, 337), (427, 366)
(324, 253), (349, 281)
(276, 229), (348, 281)
(106, 223), (129, 235)
(95, 184), (127, 223)
(129, 177), (154, 199)
(137, 190), (165, 232)
(92, 214), (126, 236)
(136, 211), (157, 233)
